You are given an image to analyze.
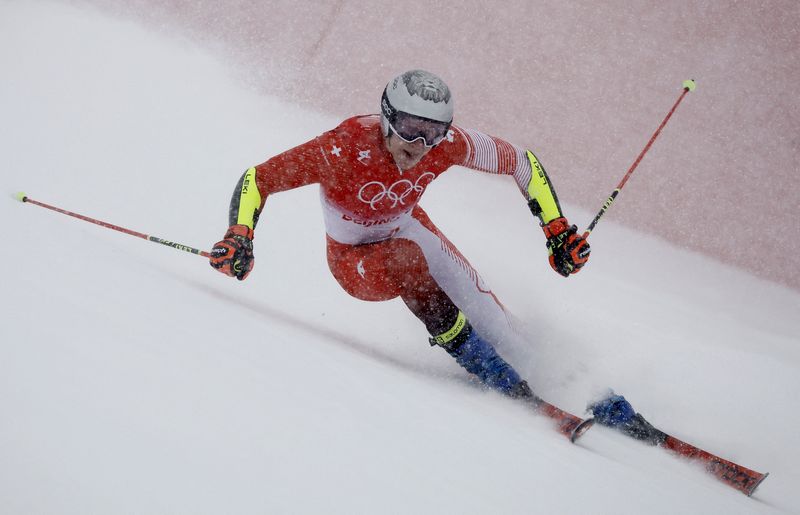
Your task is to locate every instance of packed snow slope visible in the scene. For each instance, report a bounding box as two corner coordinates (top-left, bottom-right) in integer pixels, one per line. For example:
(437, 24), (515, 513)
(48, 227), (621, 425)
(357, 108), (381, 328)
(2, 3), (799, 514)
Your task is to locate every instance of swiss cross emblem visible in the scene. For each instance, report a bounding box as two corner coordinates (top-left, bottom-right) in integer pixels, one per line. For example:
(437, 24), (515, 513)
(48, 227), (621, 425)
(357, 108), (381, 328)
(331, 145), (342, 157)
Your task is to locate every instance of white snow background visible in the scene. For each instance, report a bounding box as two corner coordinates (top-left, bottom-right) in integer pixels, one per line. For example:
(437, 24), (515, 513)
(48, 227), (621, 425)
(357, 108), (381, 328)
(1, 2), (799, 514)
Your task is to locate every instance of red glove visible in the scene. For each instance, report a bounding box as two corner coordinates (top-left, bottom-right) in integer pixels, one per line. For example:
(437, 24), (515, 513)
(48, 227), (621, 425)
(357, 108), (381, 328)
(542, 217), (590, 277)
(209, 224), (255, 280)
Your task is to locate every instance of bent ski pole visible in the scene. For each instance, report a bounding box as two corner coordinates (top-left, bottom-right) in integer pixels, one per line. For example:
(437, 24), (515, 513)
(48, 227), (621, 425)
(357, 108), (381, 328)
(14, 192), (211, 258)
(583, 80), (696, 238)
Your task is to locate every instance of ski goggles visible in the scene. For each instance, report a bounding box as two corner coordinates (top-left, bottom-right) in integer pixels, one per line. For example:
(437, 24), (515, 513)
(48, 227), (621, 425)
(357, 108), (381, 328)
(382, 92), (451, 147)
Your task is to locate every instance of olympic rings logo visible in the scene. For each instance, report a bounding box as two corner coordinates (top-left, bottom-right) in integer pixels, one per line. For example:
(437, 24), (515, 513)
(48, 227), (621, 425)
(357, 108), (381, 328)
(357, 172), (435, 210)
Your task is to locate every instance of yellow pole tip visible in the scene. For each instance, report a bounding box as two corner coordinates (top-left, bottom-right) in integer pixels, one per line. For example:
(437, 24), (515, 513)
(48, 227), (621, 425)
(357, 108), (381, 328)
(682, 79), (696, 92)
(14, 191), (27, 202)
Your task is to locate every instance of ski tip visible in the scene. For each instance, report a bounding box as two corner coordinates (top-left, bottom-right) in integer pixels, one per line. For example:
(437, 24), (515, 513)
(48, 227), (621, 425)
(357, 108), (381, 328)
(683, 79), (696, 92)
(14, 191), (28, 202)
(570, 418), (595, 443)
(746, 472), (769, 497)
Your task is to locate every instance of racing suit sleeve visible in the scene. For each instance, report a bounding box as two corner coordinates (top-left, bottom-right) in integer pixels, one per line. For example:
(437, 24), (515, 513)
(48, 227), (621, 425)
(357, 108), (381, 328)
(447, 126), (564, 225)
(227, 136), (329, 230)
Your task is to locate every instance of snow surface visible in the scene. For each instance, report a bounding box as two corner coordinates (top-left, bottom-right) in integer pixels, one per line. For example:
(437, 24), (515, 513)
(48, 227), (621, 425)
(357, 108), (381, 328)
(2, 2), (799, 514)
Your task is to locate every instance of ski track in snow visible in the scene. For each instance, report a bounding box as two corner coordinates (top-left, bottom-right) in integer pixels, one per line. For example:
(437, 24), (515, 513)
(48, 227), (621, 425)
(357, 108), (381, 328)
(2, 2), (799, 514)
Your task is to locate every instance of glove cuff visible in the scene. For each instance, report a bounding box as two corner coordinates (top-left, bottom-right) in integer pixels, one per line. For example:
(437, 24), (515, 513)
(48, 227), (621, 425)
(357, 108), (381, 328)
(225, 224), (254, 241)
(542, 217), (570, 239)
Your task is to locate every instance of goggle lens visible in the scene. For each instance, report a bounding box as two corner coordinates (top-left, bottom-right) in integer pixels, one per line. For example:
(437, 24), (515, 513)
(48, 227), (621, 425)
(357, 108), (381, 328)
(389, 111), (450, 147)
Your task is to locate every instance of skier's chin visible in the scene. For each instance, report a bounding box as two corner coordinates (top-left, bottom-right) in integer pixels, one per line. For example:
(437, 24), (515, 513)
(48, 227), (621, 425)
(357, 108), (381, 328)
(399, 146), (431, 170)
(396, 154), (421, 170)
(402, 149), (419, 166)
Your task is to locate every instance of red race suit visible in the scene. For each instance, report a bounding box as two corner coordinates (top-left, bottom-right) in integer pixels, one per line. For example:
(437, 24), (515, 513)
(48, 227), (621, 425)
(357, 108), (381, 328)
(228, 115), (564, 342)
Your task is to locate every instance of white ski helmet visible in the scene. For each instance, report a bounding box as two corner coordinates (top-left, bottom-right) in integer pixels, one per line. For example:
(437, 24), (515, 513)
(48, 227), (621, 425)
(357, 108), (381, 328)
(380, 69), (453, 146)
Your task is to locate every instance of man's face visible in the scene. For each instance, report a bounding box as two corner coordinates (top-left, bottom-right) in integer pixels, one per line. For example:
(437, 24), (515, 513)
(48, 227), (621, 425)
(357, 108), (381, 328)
(384, 134), (432, 171)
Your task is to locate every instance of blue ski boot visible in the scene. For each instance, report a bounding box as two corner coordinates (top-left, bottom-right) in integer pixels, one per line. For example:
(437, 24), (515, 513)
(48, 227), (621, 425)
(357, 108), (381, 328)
(430, 314), (530, 398)
(588, 392), (636, 427)
(588, 392), (666, 445)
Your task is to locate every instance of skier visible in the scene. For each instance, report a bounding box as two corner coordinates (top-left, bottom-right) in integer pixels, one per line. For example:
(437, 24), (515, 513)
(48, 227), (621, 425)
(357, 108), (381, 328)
(209, 69), (590, 399)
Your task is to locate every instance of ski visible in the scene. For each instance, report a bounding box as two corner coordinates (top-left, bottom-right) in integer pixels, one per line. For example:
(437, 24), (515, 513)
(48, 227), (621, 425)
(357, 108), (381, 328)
(612, 413), (768, 496)
(526, 395), (595, 443)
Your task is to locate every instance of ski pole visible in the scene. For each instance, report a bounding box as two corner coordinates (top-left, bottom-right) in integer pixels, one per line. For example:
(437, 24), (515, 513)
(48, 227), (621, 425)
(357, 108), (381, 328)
(583, 80), (696, 238)
(14, 192), (211, 258)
